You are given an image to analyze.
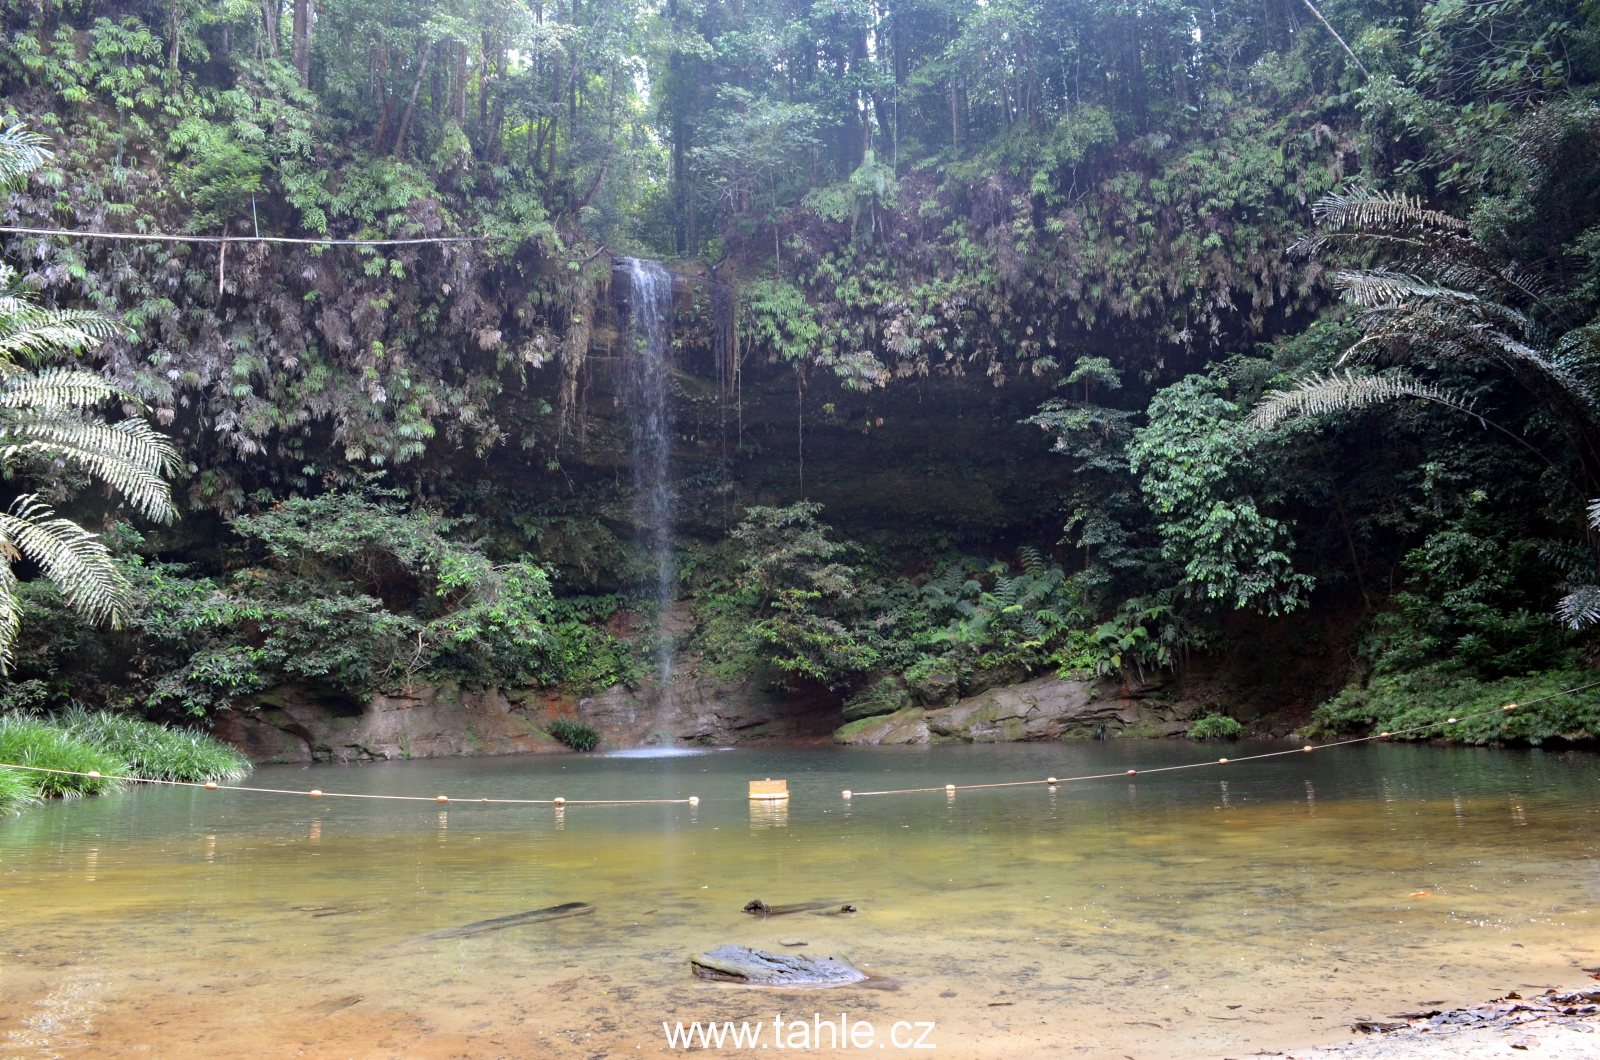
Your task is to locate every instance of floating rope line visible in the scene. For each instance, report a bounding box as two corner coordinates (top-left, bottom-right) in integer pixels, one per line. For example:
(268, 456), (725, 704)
(0, 225), (513, 247)
(0, 681), (1595, 810)
(0, 763), (696, 806)
(838, 679), (1600, 800)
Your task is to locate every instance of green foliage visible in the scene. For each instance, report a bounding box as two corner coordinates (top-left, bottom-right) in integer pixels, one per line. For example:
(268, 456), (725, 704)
(0, 765), (36, 815)
(0, 715), (124, 799)
(546, 718), (599, 752)
(1131, 371), (1315, 616)
(840, 676), (911, 721)
(1311, 666), (1600, 745)
(1361, 520), (1577, 680)
(52, 707), (250, 782)
(1187, 714), (1245, 740)
(8, 494), (564, 716)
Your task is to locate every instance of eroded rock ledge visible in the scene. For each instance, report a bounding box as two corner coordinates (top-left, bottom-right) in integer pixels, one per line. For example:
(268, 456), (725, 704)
(831, 674), (1190, 745)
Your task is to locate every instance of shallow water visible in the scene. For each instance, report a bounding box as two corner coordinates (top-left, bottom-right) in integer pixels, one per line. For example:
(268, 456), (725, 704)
(2, 741), (1597, 1059)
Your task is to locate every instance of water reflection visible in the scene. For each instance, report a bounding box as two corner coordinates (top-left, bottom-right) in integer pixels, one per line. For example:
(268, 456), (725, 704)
(0, 741), (1596, 1060)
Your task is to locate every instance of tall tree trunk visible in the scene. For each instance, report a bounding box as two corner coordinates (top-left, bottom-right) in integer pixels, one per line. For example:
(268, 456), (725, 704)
(393, 43), (432, 158)
(291, 0), (312, 85)
(261, 0), (280, 57)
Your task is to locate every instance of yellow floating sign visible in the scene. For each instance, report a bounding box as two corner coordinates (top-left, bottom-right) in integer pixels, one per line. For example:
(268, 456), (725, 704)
(748, 778), (790, 801)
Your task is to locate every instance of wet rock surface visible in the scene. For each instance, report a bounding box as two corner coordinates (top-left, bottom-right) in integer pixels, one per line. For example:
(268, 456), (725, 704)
(1289, 988), (1600, 1058)
(689, 945), (869, 986)
(833, 674), (1192, 745)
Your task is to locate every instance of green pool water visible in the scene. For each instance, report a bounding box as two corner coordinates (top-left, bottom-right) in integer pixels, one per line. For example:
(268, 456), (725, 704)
(1, 741), (1597, 1059)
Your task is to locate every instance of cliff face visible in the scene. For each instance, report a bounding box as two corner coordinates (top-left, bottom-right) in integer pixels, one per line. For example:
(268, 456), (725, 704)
(213, 668), (843, 763)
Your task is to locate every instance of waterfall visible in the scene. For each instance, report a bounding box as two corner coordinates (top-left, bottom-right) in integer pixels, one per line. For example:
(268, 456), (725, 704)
(615, 257), (676, 683)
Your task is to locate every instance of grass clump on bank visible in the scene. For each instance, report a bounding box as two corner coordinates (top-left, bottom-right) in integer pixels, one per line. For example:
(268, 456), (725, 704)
(1187, 714), (1244, 740)
(1310, 666), (1600, 745)
(547, 718), (600, 751)
(0, 710), (251, 815)
(0, 716), (125, 800)
(0, 766), (39, 815)
(54, 708), (251, 782)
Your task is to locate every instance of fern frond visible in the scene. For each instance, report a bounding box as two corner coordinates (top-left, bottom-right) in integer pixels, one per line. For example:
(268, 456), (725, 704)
(1333, 268), (1476, 309)
(1588, 498), (1600, 532)
(0, 494), (130, 629)
(1018, 545), (1046, 575)
(1, 413), (180, 522)
(1248, 370), (1475, 429)
(1557, 585), (1600, 630)
(1312, 191), (1470, 234)
(0, 124), (52, 185)
(0, 367), (120, 409)
(0, 301), (120, 363)
(0, 538), (18, 672)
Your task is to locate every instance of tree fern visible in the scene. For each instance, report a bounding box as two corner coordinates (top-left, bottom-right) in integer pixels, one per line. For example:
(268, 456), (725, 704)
(1, 413), (180, 522)
(0, 125), (179, 666)
(1311, 189), (1471, 234)
(1249, 370), (1477, 428)
(0, 495), (130, 668)
(0, 125), (51, 186)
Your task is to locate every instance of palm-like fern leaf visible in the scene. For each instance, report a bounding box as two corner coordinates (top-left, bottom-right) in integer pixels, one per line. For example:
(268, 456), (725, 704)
(1, 413), (180, 522)
(1312, 190), (1470, 234)
(1333, 268), (1482, 309)
(0, 298), (122, 364)
(0, 125), (52, 185)
(0, 367), (121, 408)
(1249, 370), (1476, 429)
(0, 495), (131, 668)
(1557, 585), (1600, 630)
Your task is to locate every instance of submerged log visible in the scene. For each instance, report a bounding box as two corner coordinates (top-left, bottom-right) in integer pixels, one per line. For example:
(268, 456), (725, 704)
(399, 901), (594, 944)
(743, 899), (857, 917)
(690, 945), (869, 986)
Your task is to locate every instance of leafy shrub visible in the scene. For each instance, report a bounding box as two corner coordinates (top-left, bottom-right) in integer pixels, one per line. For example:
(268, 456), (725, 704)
(547, 718), (600, 751)
(6, 493), (559, 717)
(1310, 666), (1600, 745)
(1187, 714), (1245, 740)
(53, 708), (251, 782)
(0, 716), (125, 798)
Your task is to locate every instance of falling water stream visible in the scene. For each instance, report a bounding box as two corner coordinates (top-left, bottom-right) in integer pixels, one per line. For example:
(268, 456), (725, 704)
(615, 257), (675, 682)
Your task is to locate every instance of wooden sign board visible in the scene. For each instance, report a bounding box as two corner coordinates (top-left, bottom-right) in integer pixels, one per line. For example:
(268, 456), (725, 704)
(748, 778), (790, 800)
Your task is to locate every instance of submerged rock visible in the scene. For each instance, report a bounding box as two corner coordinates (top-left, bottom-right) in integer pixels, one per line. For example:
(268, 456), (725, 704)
(690, 945), (869, 985)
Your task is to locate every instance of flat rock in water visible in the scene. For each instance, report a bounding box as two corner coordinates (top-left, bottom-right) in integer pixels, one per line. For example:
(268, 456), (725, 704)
(690, 945), (868, 986)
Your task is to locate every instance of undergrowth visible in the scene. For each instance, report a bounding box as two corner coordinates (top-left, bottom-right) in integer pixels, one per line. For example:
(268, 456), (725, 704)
(1309, 666), (1600, 745)
(547, 719), (600, 752)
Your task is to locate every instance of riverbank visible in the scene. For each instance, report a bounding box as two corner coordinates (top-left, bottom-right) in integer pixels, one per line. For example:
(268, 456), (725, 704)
(1288, 985), (1600, 1058)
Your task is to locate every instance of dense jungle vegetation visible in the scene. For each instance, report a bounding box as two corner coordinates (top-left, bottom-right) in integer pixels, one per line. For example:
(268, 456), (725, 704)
(3, 0), (1600, 746)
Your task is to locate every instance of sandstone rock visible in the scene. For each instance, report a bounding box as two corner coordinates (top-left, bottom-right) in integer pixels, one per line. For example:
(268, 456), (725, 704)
(833, 674), (1186, 745)
(841, 675), (911, 721)
(690, 946), (867, 986)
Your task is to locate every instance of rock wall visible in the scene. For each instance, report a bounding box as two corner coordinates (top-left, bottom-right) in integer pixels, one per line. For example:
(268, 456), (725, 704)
(831, 674), (1191, 745)
(214, 667), (842, 763)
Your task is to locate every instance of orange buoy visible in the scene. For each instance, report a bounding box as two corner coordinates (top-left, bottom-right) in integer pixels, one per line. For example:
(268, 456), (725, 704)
(841, 790), (852, 799)
(1218, 758), (1229, 764)
(554, 797), (566, 805)
(1126, 769), (1137, 776)
(436, 795), (449, 803)
(310, 789), (323, 797)
(205, 781), (218, 790)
